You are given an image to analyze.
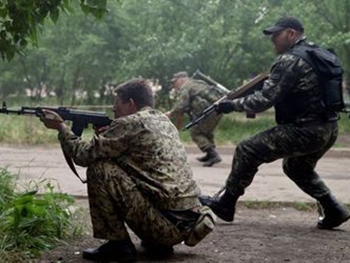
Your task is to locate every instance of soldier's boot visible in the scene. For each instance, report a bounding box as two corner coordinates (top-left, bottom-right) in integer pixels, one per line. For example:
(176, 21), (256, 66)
(83, 239), (137, 262)
(317, 194), (350, 230)
(199, 190), (239, 222)
(141, 241), (174, 259)
(202, 148), (222, 167)
(196, 152), (210, 162)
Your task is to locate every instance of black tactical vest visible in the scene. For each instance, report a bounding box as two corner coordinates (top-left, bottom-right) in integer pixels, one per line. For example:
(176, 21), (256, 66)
(275, 42), (339, 125)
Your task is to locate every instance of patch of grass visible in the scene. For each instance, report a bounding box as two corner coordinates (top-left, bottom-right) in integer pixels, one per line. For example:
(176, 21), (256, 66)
(338, 112), (350, 134)
(239, 200), (316, 212)
(293, 202), (315, 211)
(0, 168), (83, 260)
(0, 115), (94, 145)
(1, 110), (350, 146)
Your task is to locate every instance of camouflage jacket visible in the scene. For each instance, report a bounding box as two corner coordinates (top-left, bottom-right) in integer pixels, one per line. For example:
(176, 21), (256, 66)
(232, 39), (328, 124)
(170, 79), (227, 119)
(58, 107), (201, 210)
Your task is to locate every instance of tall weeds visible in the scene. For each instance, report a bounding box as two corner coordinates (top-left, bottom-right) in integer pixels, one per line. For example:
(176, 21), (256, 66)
(0, 168), (83, 260)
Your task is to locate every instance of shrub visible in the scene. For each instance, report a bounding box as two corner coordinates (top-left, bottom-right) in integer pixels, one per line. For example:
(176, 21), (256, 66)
(0, 168), (83, 259)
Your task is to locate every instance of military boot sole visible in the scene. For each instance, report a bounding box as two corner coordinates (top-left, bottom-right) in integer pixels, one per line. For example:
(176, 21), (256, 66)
(202, 157), (222, 167)
(197, 155), (210, 162)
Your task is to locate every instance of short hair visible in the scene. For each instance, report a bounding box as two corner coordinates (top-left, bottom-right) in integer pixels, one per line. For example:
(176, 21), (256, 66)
(114, 78), (155, 109)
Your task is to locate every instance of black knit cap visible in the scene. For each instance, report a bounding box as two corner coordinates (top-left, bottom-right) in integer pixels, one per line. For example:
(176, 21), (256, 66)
(263, 17), (304, 35)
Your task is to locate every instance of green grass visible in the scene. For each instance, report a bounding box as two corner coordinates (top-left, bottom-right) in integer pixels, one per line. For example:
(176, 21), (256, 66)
(0, 115), (94, 145)
(239, 200), (316, 211)
(0, 168), (83, 260)
(180, 111), (350, 147)
(1, 111), (350, 146)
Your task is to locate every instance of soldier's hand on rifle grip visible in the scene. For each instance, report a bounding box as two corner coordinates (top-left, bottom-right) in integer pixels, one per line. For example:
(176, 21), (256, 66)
(40, 109), (65, 131)
(93, 125), (109, 135)
(214, 101), (236, 114)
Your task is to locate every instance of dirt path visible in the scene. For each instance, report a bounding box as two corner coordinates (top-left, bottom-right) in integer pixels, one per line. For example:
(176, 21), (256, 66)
(1, 145), (350, 262)
(2, 145), (350, 203)
(36, 200), (350, 263)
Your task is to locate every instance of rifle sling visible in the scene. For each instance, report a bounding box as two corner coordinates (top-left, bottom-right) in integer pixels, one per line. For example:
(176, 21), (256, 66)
(61, 145), (87, 184)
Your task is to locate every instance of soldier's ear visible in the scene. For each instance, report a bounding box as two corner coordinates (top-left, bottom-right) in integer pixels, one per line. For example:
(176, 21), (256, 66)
(128, 98), (138, 113)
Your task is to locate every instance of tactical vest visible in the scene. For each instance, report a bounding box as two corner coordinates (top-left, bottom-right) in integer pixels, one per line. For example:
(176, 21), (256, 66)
(275, 42), (341, 124)
(289, 43), (345, 112)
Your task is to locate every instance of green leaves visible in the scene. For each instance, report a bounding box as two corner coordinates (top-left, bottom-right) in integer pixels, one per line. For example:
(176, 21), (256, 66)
(0, 168), (82, 259)
(80, 0), (108, 19)
(0, 0), (108, 61)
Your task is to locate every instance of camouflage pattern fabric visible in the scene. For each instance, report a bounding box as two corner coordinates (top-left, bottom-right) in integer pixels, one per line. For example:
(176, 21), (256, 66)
(225, 121), (337, 198)
(87, 160), (188, 244)
(58, 107), (201, 241)
(190, 113), (222, 152)
(232, 39), (326, 124)
(224, 39), (338, 199)
(169, 79), (226, 151)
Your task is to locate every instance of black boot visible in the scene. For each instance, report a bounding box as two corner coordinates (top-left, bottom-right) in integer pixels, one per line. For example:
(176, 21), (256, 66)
(141, 240), (174, 259)
(202, 147), (222, 167)
(317, 194), (350, 230)
(199, 190), (239, 222)
(197, 152), (210, 162)
(83, 239), (137, 262)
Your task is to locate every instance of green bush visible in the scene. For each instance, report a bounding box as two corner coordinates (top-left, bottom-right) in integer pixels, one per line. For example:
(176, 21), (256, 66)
(0, 168), (83, 260)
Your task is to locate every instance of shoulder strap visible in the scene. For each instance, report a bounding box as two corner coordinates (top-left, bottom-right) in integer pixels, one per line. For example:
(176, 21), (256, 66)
(60, 145), (86, 184)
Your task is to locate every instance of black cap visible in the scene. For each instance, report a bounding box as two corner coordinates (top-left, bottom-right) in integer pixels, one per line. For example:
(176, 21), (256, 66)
(263, 17), (304, 35)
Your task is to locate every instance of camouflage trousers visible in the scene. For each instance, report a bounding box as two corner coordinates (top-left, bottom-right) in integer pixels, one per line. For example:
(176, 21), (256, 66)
(86, 160), (187, 246)
(225, 121), (338, 199)
(190, 113), (222, 152)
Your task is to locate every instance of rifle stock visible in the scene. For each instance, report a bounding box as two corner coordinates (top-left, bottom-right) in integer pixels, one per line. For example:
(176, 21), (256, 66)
(183, 72), (269, 130)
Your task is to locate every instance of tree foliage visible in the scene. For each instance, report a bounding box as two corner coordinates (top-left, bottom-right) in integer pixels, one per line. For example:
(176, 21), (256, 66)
(0, 0), (108, 60)
(1, 0), (350, 107)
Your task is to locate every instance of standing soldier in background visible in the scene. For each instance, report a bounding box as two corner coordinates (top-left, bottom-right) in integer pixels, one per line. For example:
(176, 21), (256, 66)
(165, 71), (226, 167)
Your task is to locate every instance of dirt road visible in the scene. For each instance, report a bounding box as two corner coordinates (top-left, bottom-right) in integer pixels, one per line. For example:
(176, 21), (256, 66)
(1, 145), (350, 202)
(36, 200), (350, 263)
(1, 145), (350, 262)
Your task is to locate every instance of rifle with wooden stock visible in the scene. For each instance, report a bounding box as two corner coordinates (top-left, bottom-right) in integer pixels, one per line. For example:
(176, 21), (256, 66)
(183, 72), (269, 130)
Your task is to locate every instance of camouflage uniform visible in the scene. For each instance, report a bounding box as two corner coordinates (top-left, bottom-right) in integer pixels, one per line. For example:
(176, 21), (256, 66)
(226, 38), (337, 200)
(58, 107), (201, 245)
(169, 78), (226, 152)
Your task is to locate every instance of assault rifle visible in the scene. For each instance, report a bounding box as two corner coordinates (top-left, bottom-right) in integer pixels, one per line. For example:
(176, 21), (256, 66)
(0, 102), (112, 136)
(1, 102), (113, 183)
(183, 72), (269, 130)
